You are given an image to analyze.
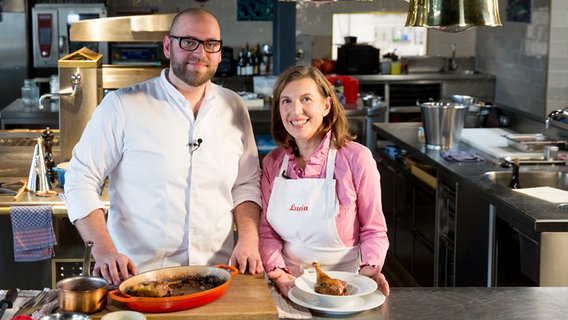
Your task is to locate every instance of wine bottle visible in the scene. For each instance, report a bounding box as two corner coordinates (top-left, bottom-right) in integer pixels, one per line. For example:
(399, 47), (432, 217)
(508, 158), (521, 189)
(246, 50), (253, 76)
(237, 49), (246, 77)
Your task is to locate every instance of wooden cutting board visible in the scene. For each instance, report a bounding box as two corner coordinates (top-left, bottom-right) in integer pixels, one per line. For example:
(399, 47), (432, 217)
(90, 273), (278, 320)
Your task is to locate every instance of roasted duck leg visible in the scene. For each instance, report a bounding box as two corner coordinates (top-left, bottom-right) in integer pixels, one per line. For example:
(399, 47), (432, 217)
(312, 261), (348, 296)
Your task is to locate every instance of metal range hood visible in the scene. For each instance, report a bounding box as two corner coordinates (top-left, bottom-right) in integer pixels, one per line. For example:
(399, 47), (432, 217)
(69, 13), (176, 42)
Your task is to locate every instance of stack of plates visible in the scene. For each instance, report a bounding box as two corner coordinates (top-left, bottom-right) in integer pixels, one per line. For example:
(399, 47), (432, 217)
(289, 271), (386, 316)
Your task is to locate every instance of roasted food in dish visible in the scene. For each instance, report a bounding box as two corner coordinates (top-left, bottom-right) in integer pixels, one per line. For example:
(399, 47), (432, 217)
(126, 275), (224, 297)
(127, 279), (172, 297)
(312, 262), (348, 296)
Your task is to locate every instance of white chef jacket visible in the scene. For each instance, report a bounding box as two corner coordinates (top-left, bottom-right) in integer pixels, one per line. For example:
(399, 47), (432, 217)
(64, 69), (261, 272)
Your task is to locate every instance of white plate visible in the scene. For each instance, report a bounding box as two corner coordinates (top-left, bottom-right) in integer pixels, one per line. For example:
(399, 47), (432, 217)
(295, 271), (378, 308)
(288, 286), (386, 316)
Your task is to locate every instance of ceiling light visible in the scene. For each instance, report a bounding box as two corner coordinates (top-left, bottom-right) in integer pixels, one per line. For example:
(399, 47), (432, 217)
(405, 0), (502, 33)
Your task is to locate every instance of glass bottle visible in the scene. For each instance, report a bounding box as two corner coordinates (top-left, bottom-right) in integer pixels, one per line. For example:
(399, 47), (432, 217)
(246, 50), (253, 76)
(237, 49), (246, 77)
(334, 79), (346, 105)
(21, 79), (39, 109)
(49, 75), (60, 111)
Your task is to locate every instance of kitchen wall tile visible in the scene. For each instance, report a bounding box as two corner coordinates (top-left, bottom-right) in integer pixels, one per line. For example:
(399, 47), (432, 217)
(547, 0), (568, 112)
(477, 0), (551, 117)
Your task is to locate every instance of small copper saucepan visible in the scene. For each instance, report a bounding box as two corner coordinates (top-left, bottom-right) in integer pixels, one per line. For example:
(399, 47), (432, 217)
(56, 241), (109, 314)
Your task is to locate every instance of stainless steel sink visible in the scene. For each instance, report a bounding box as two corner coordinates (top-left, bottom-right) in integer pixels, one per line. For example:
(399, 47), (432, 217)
(483, 170), (568, 189)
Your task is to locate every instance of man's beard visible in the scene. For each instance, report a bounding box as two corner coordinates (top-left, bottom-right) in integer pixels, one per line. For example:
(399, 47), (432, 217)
(171, 57), (217, 87)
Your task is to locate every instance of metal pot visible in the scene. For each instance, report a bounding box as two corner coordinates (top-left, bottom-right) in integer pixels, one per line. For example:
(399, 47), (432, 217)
(56, 241), (109, 314)
(108, 264), (238, 313)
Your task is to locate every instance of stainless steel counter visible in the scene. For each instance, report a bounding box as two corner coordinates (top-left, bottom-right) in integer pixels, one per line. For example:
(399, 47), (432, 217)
(352, 287), (568, 320)
(0, 99), (59, 130)
(0, 177), (109, 215)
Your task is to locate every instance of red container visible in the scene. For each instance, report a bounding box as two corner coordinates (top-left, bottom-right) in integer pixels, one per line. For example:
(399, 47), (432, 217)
(326, 76), (359, 104)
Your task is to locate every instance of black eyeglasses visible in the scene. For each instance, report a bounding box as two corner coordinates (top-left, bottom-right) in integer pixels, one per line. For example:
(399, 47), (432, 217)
(169, 35), (223, 53)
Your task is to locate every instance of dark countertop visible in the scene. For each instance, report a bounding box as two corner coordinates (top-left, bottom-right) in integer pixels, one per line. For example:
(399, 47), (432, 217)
(373, 122), (568, 236)
(352, 72), (496, 83)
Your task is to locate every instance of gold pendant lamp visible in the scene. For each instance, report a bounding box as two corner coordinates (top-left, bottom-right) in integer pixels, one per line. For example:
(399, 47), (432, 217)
(405, 0), (502, 32)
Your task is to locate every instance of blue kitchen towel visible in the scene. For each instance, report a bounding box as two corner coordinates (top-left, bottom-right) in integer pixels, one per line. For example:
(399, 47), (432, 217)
(10, 205), (57, 262)
(440, 150), (485, 162)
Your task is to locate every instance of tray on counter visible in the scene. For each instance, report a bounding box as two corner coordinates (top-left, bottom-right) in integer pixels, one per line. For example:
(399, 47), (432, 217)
(503, 133), (565, 152)
(500, 156), (565, 165)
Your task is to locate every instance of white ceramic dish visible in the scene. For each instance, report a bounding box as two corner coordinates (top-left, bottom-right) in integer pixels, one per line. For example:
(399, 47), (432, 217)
(294, 271), (377, 308)
(288, 286), (385, 316)
(101, 310), (146, 320)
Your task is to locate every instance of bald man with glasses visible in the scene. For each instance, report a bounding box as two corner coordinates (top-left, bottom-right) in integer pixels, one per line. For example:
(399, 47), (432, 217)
(63, 8), (263, 286)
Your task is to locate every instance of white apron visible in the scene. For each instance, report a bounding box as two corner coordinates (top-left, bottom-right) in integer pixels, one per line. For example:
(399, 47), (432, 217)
(266, 148), (360, 276)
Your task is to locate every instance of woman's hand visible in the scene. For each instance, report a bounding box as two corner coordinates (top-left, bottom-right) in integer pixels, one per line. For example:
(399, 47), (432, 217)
(268, 268), (297, 297)
(359, 265), (390, 296)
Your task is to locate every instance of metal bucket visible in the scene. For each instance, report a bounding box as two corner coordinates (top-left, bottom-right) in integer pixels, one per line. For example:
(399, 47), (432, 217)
(420, 102), (467, 149)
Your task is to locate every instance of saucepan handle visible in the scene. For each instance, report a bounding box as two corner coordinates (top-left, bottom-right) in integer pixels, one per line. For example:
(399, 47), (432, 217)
(107, 289), (136, 302)
(82, 241), (94, 276)
(214, 264), (239, 276)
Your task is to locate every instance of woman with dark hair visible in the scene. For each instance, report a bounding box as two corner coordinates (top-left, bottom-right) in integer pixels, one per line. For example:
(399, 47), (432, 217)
(259, 64), (390, 297)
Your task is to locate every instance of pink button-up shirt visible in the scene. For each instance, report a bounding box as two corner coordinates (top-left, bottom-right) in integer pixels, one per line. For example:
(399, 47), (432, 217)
(259, 133), (389, 273)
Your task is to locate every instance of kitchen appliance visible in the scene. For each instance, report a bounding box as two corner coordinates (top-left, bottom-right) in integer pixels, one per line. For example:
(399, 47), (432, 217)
(57, 48), (103, 163)
(32, 3), (108, 68)
(336, 44), (380, 75)
(110, 43), (164, 66)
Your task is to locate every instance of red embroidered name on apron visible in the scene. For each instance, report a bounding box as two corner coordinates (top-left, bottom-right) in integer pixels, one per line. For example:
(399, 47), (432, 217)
(288, 204), (309, 212)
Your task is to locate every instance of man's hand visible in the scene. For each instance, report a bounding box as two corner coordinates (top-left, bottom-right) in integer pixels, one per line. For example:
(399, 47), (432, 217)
(232, 201), (264, 274)
(230, 236), (264, 274)
(92, 251), (138, 286)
